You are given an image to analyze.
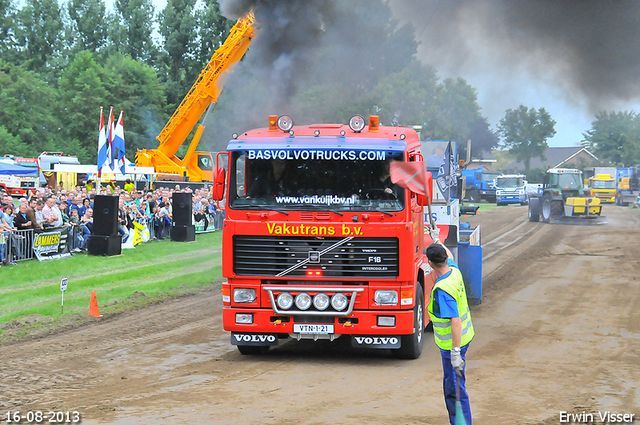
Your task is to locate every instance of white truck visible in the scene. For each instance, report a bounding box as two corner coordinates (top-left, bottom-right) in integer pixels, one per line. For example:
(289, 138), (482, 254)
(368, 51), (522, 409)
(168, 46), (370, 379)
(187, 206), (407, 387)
(495, 174), (528, 205)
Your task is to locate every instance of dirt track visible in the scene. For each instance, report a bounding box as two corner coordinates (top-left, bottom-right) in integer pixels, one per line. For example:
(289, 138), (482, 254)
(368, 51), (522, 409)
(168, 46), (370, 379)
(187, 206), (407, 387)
(1, 205), (639, 424)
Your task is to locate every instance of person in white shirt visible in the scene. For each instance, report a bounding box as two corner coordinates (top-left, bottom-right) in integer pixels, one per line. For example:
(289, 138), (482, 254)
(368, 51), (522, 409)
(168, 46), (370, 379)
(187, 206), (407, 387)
(42, 197), (63, 228)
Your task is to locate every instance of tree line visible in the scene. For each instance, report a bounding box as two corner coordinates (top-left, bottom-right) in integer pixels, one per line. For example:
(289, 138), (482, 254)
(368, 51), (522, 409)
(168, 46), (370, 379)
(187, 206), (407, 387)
(0, 0), (232, 163)
(0, 0), (637, 170)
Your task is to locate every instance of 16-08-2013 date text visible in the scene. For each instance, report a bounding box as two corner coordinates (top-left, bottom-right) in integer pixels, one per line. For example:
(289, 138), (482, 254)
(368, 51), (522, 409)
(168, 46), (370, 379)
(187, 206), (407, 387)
(4, 411), (81, 423)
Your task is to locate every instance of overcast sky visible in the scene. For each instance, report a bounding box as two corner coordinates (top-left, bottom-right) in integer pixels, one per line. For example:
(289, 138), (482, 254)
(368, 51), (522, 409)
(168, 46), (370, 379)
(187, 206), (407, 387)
(108, 0), (640, 148)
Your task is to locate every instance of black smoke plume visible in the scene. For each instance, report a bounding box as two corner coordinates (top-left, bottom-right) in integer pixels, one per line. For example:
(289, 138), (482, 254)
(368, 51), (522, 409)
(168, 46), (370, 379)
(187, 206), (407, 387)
(389, 0), (640, 113)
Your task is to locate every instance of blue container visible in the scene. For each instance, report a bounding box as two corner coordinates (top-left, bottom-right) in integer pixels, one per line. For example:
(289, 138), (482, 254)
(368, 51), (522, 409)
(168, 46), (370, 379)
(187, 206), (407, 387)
(457, 242), (482, 305)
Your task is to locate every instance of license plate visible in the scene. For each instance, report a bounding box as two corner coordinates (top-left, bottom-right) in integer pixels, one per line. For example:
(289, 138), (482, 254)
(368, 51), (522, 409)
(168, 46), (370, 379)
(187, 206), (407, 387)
(293, 324), (334, 334)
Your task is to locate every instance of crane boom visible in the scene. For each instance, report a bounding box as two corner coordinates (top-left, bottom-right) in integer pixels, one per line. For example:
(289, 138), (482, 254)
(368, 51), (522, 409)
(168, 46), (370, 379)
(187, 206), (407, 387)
(135, 13), (255, 182)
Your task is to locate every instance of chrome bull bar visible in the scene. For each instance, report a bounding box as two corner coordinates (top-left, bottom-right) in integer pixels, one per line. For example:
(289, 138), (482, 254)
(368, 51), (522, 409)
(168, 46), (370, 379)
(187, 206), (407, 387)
(263, 286), (364, 316)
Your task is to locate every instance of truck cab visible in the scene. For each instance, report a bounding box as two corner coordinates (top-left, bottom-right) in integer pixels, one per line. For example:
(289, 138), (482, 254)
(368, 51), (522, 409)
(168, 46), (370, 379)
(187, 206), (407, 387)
(461, 169), (501, 202)
(587, 174), (616, 203)
(214, 114), (483, 359)
(495, 174), (528, 205)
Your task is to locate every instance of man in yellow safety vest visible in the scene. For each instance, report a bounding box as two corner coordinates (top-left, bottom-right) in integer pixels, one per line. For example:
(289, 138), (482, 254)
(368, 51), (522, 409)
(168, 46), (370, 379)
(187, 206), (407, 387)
(425, 232), (475, 425)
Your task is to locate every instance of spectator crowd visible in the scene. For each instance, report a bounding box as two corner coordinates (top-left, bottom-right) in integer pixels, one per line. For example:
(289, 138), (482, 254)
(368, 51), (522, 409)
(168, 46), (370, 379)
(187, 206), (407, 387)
(0, 180), (223, 266)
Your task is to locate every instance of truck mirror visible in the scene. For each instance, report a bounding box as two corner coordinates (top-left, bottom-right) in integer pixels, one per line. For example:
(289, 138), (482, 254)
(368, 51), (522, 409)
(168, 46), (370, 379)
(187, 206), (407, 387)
(213, 167), (225, 201)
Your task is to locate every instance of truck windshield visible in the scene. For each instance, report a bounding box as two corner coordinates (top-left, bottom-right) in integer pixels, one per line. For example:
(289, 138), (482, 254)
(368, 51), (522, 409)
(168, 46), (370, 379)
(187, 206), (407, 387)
(496, 177), (524, 188)
(482, 172), (501, 182)
(229, 151), (405, 212)
(558, 173), (582, 189)
(591, 180), (616, 189)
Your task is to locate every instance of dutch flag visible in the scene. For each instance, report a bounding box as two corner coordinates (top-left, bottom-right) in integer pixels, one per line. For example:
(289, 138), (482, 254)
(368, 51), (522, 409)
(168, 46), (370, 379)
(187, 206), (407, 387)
(107, 107), (115, 171)
(97, 107), (109, 177)
(112, 111), (126, 175)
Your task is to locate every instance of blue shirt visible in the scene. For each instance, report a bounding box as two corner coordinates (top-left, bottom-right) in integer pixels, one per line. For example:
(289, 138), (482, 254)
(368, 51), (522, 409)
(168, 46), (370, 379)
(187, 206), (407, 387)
(432, 259), (460, 319)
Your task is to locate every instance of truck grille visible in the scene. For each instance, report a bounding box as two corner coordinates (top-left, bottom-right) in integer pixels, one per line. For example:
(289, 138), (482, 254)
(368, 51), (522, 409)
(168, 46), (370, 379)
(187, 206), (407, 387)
(233, 236), (399, 278)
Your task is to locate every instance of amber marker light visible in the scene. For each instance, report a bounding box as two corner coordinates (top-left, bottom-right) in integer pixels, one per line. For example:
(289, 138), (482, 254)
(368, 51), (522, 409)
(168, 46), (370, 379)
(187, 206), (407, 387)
(221, 287), (230, 304)
(368, 115), (379, 132)
(268, 115), (278, 132)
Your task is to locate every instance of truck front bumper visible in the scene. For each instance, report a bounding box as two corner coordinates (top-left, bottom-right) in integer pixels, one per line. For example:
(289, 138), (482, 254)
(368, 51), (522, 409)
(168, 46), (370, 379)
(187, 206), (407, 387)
(223, 307), (416, 336)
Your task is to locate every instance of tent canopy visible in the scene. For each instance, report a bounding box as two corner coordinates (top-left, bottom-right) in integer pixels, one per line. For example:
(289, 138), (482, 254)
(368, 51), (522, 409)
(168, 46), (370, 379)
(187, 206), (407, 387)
(0, 161), (38, 175)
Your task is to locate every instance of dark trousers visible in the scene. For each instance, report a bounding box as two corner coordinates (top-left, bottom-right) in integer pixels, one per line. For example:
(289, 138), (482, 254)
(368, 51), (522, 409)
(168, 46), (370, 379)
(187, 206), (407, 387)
(440, 344), (472, 425)
(194, 213), (208, 230)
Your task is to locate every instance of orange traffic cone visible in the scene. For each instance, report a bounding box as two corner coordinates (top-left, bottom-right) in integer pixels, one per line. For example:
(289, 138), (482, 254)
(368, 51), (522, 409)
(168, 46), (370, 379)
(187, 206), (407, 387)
(89, 290), (101, 317)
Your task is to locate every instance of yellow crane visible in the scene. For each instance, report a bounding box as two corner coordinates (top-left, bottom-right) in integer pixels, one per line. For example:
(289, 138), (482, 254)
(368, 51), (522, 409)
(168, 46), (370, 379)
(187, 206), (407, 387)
(136, 13), (255, 182)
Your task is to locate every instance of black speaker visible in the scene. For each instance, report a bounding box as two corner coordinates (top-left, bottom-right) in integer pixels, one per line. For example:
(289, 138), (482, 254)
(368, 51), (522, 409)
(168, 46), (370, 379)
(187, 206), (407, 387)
(170, 224), (195, 242)
(93, 195), (119, 236)
(172, 192), (192, 226)
(87, 234), (122, 256)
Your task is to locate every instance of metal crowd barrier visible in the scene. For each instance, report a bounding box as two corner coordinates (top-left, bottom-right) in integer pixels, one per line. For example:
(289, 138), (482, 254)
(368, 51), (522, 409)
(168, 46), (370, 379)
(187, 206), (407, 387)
(2, 229), (35, 264)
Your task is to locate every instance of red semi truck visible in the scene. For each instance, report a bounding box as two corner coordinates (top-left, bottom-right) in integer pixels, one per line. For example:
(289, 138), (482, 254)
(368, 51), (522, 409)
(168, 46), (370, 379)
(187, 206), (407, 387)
(213, 115), (481, 359)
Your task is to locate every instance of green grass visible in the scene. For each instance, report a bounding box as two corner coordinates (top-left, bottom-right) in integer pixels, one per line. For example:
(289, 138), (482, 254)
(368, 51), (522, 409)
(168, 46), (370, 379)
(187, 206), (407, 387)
(460, 200), (502, 213)
(0, 232), (223, 337)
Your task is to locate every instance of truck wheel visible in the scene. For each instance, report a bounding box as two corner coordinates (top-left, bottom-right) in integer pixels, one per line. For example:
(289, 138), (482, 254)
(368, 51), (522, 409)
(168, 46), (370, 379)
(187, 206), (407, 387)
(393, 284), (424, 360)
(237, 345), (270, 355)
(467, 189), (478, 203)
(528, 198), (540, 222)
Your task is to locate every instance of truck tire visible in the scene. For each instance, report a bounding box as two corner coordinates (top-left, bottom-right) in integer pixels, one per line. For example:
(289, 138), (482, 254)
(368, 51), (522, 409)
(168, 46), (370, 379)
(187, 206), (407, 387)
(467, 189), (478, 203)
(393, 284), (424, 360)
(237, 345), (270, 355)
(528, 198), (540, 222)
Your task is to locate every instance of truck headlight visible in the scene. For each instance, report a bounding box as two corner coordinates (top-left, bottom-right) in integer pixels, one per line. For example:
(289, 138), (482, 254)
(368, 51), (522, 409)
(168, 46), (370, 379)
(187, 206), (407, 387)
(295, 292), (312, 310)
(349, 115), (366, 132)
(374, 290), (398, 306)
(277, 115), (293, 132)
(233, 288), (256, 303)
(276, 292), (293, 309)
(331, 293), (348, 311)
(313, 293), (330, 310)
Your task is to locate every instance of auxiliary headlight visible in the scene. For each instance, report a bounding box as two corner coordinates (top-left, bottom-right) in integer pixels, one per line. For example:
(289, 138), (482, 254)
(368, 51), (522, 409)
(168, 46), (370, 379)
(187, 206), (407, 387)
(374, 290), (398, 306)
(295, 292), (312, 310)
(313, 293), (330, 311)
(233, 288), (256, 303)
(277, 115), (293, 132)
(349, 115), (366, 132)
(276, 292), (294, 310)
(235, 313), (253, 324)
(331, 293), (348, 311)
(377, 316), (396, 327)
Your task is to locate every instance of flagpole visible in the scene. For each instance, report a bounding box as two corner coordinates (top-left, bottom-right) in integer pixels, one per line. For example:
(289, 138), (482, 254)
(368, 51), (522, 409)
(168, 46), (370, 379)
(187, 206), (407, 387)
(447, 140), (452, 206)
(97, 108), (101, 192)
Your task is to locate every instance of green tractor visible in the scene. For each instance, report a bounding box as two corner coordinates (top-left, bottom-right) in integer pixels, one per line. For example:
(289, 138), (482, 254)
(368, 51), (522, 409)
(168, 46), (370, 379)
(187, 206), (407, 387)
(528, 168), (604, 223)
